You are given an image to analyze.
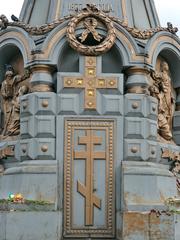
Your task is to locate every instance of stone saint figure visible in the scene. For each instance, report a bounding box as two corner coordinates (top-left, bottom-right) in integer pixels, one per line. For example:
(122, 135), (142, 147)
(1, 68), (15, 136)
(149, 61), (175, 141)
(1, 66), (29, 137)
(7, 85), (28, 136)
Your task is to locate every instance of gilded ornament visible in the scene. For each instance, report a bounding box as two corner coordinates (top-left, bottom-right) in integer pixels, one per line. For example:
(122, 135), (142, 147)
(132, 102), (139, 109)
(149, 61), (175, 142)
(74, 130), (104, 225)
(63, 56), (118, 110)
(0, 66), (29, 137)
(87, 80), (94, 86)
(66, 4), (116, 56)
(88, 90), (94, 96)
(87, 58), (94, 65)
(88, 69), (95, 75)
(79, 17), (102, 43)
(162, 148), (180, 186)
(98, 79), (105, 87)
(41, 145), (48, 152)
(109, 80), (115, 86)
(87, 101), (93, 107)
(0, 143), (15, 159)
(77, 79), (83, 85)
(66, 79), (73, 86)
(42, 100), (49, 108)
(131, 147), (138, 153)
(64, 120), (114, 236)
(110, 17), (178, 39)
(0, 9), (178, 40)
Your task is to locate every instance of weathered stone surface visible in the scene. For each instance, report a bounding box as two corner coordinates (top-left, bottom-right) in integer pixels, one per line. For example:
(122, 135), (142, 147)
(0, 212), (61, 240)
(122, 212), (175, 240)
(0, 0), (179, 239)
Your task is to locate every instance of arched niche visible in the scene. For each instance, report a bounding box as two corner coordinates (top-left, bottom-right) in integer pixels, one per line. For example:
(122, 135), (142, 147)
(57, 42), (123, 74)
(145, 32), (180, 88)
(0, 44), (24, 83)
(44, 22), (141, 68)
(102, 45), (123, 73)
(0, 44), (30, 138)
(157, 48), (180, 89)
(58, 44), (79, 72)
(149, 53), (179, 144)
(150, 45), (180, 113)
(154, 54), (176, 104)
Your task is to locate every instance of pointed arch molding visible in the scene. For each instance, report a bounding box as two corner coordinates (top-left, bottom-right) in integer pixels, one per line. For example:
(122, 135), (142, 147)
(0, 28), (35, 65)
(41, 24), (142, 66)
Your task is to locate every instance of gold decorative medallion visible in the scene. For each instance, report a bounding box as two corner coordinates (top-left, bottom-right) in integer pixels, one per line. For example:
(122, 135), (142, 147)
(66, 4), (116, 56)
(64, 119), (115, 238)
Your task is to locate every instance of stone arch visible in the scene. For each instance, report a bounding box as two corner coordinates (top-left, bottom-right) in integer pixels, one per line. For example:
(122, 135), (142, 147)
(145, 32), (180, 88)
(0, 27), (35, 81)
(42, 23), (142, 68)
(41, 23), (67, 64)
(114, 25), (143, 66)
(145, 32), (180, 145)
(57, 41), (125, 74)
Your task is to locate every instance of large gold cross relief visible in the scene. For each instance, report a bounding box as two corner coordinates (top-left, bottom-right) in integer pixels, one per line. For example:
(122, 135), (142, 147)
(74, 130), (106, 226)
(64, 56), (118, 110)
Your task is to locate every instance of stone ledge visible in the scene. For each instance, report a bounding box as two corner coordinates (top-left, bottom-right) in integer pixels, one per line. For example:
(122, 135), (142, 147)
(0, 199), (55, 212)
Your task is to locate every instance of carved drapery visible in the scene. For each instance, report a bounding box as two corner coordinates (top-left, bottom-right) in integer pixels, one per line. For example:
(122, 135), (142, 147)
(0, 66), (29, 138)
(149, 60), (175, 142)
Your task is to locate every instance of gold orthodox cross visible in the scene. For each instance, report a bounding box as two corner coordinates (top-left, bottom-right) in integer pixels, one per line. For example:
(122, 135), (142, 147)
(74, 130), (106, 226)
(63, 56), (118, 110)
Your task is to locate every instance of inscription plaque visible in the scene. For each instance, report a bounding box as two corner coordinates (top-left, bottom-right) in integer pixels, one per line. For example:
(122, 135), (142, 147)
(60, 0), (122, 18)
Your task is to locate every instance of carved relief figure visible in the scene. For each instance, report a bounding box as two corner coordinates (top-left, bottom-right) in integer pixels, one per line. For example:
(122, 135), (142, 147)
(7, 85), (28, 136)
(149, 61), (175, 141)
(1, 67), (15, 136)
(1, 66), (29, 137)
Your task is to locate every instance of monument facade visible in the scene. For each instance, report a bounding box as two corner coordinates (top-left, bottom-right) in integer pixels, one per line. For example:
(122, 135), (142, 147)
(0, 0), (180, 239)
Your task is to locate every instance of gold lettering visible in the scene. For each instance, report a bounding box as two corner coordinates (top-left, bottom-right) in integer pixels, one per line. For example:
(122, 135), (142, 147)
(109, 4), (114, 12)
(74, 4), (78, 11)
(67, 2), (114, 13)
(79, 4), (83, 11)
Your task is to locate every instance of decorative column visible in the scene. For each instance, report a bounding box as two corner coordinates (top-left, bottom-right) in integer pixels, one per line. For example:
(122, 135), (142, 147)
(122, 65), (176, 238)
(125, 67), (150, 94)
(124, 65), (158, 161)
(17, 63), (57, 201)
(30, 64), (54, 92)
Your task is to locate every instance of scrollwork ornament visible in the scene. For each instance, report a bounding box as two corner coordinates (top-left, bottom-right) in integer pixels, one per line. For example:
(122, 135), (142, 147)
(66, 4), (116, 56)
